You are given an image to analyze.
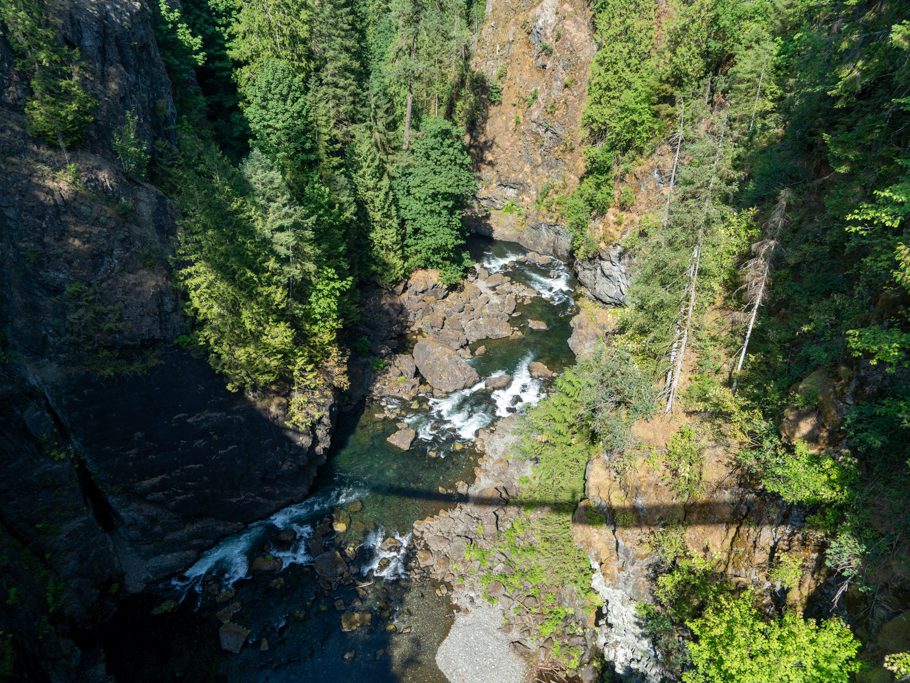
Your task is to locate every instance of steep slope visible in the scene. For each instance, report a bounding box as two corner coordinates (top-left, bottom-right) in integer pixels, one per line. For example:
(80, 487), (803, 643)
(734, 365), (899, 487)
(0, 2), (333, 677)
(468, 0), (594, 258)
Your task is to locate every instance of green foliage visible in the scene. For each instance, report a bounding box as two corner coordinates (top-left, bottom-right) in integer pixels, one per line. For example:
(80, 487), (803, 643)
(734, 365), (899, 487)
(241, 59), (320, 184)
(1, 0), (97, 148)
(660, 427), (704, 498)
(768, 553), (803, 589)
(112, 112), (150, 179)
(584, 0), (658, 155)
(683, 591), (860, 683)
(395, 117), (476, 278)
(885, 652), (910, 680)
(352, 127), (407, 285)
(739, 437), (857, 506)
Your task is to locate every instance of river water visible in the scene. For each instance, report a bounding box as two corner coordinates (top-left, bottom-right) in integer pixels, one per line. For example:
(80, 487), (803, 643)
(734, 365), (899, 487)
(103, 238), (578, 682)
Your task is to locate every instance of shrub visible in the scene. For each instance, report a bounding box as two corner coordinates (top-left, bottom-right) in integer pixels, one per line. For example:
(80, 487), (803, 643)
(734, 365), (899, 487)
(113, 112), (150, 179)
(684, 591), (860, 682)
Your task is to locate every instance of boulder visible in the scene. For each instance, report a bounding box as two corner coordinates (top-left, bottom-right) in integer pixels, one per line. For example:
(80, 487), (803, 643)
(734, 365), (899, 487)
(219, 622), (251, 654)
(527, 319), (548, 330)
(313, 551), (348, 579)
(486, 374), (512, 391)
(413, 338), (480, 392)
(341, 610), (373, 632)
(575, 244), (630, 306)
(387, 428), (417, 451)
(250, 555), (283, 573)
(529, 361), (555, 378)
(463, 318), (512, 343)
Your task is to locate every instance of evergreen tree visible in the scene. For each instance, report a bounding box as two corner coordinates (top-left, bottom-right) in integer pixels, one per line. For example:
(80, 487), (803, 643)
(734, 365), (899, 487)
(241, 58), (320, 186)
(311, 0), (366, 157)
(394, 117), (476, 280)
(352, 127), (406, 285)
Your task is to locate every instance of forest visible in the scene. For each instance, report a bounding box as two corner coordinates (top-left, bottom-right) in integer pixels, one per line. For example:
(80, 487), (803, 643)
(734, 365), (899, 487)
(1, 0), (909, 680)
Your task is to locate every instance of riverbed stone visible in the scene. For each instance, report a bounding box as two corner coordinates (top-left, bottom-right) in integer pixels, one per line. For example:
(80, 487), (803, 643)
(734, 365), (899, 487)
(463, 317), (513, 343)
(529, 361), (555, 378)
(219, 622), (251, 654)
(313, 551), (348, 579)
(387, 428), (417, 451)
(486, 374), (512, 391)
(341, 610), (373, 632)
(413, 338), (480, 392)
(527, 319), (548, 330)
(250, 555), (283, 573)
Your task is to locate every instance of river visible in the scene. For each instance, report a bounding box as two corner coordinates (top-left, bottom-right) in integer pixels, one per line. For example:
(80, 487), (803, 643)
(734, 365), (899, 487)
(102, 238), (579, 682)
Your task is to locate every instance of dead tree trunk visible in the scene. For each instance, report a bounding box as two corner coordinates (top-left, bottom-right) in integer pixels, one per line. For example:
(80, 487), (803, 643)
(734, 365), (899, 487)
(402, 36), (417, 151)
(731, 190), (790, 393)
(665, 108), (730, 415)
(662, 100), (685, 230)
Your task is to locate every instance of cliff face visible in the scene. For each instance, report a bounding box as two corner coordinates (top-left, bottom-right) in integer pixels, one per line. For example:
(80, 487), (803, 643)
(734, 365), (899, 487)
(0, 2), (332, 678)
(468, 0), (594, 258)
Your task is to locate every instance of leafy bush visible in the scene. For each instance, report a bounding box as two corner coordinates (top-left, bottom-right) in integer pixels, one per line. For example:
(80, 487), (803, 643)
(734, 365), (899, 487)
(660, 427), (703, 498)
(684, 591), (860, 683)
(738, 438), (857, 506)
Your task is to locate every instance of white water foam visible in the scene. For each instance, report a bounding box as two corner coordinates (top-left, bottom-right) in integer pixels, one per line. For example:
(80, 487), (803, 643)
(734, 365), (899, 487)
(406, 379), (493, 443)
(173, 485), (363, 593)
(361, 527), (412, 581)
(481, 249), (524, 273)
(491, 353), (545, 417)
(524, 267), (573, 306)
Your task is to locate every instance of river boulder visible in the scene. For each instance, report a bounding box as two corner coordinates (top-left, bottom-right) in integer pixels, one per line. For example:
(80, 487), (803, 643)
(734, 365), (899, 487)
(387, 428), (417, 451)
(463, 318), (512, 343)
(413, 338), (480, 392)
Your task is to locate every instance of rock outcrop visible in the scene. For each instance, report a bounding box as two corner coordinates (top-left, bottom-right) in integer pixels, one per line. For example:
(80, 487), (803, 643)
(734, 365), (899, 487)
(0, 3), (336, 677)
(413, 338), (480, 392)
(468, 0), (594, 257)
(575, 244), (630, 307)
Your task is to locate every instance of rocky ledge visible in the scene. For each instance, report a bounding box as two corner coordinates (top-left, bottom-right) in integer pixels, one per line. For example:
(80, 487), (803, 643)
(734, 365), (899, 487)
(369, 265), (538, 399)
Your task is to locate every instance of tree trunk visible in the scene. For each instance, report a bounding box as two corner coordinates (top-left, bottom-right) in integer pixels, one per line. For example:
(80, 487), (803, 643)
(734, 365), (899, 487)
(665, 106), (729, 414)
(402, 36), (417, 151)
(730, 262), (766, 394)
(662, 100), (685, 230)
(730, 190), (788, 393)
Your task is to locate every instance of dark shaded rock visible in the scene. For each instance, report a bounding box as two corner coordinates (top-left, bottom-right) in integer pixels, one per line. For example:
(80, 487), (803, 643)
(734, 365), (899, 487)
(314, 551), (348, 579)
(387, 428), (417, 450)
(413, 338), (480, 392)
(575, 244), (630, 306)
(250, 556), (283, 574)
(219, 622), (251, 654)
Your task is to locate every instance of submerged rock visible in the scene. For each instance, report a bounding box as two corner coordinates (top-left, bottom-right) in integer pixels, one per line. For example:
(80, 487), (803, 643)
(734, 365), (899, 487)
(527, 319), (548, 330)
(341, 610), (373, 632)
(387, 428), (417, 451)
(413, 338), (480, 392)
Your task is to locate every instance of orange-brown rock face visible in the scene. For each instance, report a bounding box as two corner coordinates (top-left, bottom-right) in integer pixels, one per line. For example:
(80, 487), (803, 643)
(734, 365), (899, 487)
(468, 0), (595, 257)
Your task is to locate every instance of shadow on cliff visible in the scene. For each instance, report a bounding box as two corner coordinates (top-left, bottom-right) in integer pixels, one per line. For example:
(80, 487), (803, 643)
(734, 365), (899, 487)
(363, 483), (772, 528)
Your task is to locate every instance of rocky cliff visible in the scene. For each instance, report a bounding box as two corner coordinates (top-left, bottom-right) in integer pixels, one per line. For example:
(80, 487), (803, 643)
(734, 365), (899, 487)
(0, 2), (332, 678)
(468, 0), (594, 258)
